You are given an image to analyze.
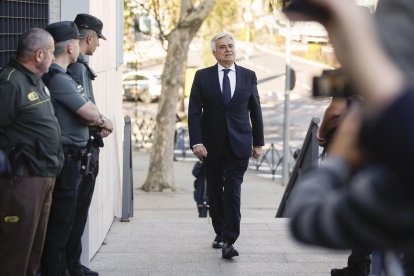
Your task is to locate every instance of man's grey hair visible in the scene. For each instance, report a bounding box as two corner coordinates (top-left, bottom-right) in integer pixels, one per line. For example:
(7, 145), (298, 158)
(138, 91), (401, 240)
(210, 32), (235, 52)
(16, 28), (52, 59)
(54, 39), (77, 57)
(78, 28), (96, 38)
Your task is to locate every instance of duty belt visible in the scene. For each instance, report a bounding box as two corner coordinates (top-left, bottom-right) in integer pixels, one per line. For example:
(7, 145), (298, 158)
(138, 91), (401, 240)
(62, 144), (86, 160)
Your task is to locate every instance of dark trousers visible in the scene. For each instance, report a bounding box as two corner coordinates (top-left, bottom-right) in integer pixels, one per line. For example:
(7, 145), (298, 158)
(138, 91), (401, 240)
(348, 249), (371, 271)
(66, 144), (100, 270)
(41, 150), (83, 276)
(205, 138), (249, 244)
(0, 172), (54, 276)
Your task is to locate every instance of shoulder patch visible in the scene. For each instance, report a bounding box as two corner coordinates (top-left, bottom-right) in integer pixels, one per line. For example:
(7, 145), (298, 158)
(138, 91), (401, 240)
(76, 84), (84, 93)
(27, 91), (39, 101)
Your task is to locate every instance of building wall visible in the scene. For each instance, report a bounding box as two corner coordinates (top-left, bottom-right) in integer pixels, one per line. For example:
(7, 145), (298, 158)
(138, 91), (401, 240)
(49, 0), (60, 23)
(59, 0), (124, 262)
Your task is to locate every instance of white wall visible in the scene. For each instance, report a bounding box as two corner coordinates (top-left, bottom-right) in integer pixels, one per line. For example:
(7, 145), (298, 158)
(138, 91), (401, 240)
(60, 0), (124, 262)
(49, 0), (60, 23)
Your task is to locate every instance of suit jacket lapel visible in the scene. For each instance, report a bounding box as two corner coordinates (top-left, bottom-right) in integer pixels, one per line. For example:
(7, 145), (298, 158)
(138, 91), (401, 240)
(210, 64), (226, 106)
(230, 64), (242, 105)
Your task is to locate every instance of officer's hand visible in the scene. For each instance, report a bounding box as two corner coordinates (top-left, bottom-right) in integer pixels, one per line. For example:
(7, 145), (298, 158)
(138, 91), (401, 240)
(100, 128), (112, 138)
(102, 119), (113, 134)
(192, 144), (208, 158)
(252, 146), (262, 159)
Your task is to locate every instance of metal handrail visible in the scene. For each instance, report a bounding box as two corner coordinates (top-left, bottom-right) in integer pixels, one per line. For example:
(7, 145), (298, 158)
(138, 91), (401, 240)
(276, 117), (320, 218)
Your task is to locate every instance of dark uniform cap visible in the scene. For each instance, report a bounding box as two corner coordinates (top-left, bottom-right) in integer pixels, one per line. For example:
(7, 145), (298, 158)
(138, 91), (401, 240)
(45, 21), (86, 43)
(74, 13), (106, 40)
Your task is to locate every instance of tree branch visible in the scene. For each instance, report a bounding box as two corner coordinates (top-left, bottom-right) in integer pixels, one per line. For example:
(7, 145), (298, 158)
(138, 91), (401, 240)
(149, 0), (170, 49)
(180, 0), (193, 19)
(179, 0), (216, 28)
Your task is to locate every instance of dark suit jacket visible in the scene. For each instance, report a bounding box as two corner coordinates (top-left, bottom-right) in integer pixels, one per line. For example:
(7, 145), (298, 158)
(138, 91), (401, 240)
(188, 63), (264, 159)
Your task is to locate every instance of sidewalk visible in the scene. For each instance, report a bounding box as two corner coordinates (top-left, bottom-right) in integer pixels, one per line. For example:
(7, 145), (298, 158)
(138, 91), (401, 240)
(90, 151), (349, 276)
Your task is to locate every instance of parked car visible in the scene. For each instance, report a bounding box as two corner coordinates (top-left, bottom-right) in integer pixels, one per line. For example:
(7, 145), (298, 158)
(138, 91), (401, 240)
(122, 71), (162, 103)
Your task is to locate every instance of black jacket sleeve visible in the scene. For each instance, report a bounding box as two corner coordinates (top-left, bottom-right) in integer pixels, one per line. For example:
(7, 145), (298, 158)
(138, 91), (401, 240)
(288, 158), (414, 252)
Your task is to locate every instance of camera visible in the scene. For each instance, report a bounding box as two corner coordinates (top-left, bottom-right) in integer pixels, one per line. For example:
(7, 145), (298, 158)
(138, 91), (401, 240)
(282, 0), (330, 20)
(312, 69), (354, 98)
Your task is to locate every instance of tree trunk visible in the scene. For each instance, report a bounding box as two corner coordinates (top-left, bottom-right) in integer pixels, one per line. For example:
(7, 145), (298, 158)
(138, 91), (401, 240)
(142, 0), (215, 192)
(178, 59), (187, 114)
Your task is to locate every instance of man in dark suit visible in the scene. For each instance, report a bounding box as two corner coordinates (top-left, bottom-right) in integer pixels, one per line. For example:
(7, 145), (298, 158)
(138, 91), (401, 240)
(188, 32), (264, 259)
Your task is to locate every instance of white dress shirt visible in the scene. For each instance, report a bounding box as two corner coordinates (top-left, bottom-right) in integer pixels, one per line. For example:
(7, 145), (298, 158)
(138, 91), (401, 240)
(218, 63), (236, 98)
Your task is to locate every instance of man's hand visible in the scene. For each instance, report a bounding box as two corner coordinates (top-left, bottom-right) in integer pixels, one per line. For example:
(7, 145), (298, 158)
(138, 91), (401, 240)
(192, 144), (208, 158)
(101, 118), (113, 137)
(252, 146), (262, 159)
(100, 127), (112, 138)
(316, 128), (327, 147)
(329, 108), (364, 168)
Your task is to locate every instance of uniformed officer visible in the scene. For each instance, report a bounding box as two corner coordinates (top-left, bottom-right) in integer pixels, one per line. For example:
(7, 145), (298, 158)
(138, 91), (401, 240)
(65, 13), (111, 276)
(40, 21), (112, 276)
(0, 28), (63, 276)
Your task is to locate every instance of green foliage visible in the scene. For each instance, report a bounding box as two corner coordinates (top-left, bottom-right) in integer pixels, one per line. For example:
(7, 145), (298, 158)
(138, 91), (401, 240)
(124, 0), (182, 49)
(204, 0), (238, 32)
(160, 0), (180, 34)
(124, 0), (138, 51)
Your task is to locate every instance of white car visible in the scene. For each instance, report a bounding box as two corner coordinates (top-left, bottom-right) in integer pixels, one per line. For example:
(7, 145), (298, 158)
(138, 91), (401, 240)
(122, 71), (162, 103)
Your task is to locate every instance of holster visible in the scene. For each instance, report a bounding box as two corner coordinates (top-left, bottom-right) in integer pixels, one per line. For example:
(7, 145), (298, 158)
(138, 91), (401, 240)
(62, 145), (85, 160)
(89, 127), (104, 148)
(0, 149), (12, 177)
(80, 152), (92, 176)
(62, 144), (90, 176)
(0, 145), (25, 178)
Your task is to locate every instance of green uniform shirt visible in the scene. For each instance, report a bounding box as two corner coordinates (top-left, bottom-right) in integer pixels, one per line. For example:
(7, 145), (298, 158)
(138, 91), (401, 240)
(46, 63), (89, 148)
(0, 58), (64, 177)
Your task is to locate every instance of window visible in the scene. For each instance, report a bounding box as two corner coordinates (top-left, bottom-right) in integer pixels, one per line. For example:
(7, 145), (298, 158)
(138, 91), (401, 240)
(0, 0), (49, 68)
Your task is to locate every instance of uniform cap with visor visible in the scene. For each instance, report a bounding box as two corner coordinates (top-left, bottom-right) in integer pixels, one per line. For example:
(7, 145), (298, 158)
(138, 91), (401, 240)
(45, 21), (86, 43)
(74, 13), (106, 40)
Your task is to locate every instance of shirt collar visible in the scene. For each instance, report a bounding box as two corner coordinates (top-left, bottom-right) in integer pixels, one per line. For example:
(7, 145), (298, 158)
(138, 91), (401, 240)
(50, 63), (66, 73)
(77, 54), (88, 64)
(217, 63), (236, 72)
(9, 58), (41, 85)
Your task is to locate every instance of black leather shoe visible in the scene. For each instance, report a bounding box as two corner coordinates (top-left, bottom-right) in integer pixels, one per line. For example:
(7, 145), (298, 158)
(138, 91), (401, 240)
(82, 265), (99, 276)
(331, 268), (347, 276)
(331, 267), (369, 276)
(67, 266), (84, 276)
(212, 234), (223, 249)
(222, 242), (239, 259)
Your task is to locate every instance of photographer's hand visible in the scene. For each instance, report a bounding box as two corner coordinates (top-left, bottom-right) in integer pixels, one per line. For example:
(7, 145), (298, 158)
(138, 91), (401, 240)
(315, 128), (326, 147)
(329, 107), (364, 169)
(285, 0), (404, 116)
